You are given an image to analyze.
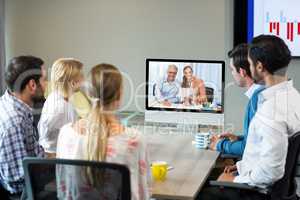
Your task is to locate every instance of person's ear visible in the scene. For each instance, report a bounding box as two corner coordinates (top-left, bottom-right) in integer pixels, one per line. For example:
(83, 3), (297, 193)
(239, 68), (247, 77)
(256, 61), (264, 73)
(28, 79), (37, 92)
(70, 81), (75, 88)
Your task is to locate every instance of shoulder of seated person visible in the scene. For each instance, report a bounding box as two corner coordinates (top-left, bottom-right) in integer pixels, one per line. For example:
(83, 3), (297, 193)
(193, 77), (203, 84)
(258, 97), (282, 116)
(123, 127), (142, 138)
(70, 119), (87, 136)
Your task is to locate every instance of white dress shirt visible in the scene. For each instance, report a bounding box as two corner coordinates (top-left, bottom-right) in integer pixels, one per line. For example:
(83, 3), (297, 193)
(244, 83), (262, 99)
(234, 80), (300, 189)
(38, 91), (78, 153)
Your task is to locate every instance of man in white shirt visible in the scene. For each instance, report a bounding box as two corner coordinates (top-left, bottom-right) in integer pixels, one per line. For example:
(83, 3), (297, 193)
(155, 65), (180, 106)
(198, 35), (300, 200)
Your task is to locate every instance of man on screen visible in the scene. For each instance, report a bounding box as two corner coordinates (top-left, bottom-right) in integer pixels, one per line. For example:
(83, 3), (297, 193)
(155, 64), (180, 106)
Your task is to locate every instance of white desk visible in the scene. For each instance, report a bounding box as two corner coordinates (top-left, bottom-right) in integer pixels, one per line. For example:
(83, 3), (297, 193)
(145, 132), (219, 200)
(123, 113), (221, 199)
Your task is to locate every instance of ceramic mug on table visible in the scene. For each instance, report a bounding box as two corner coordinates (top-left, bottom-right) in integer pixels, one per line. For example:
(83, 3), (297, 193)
(194, 132), (211, 149)
(151, 161), (168, 181)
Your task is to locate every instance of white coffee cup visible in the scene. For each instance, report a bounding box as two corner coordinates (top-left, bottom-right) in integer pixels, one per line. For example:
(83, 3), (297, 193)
(194, 132), (210, 149)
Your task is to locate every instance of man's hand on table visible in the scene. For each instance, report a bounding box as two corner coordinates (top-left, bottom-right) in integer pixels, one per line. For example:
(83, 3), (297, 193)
(209, 134), (221, 150)
(209, 132), (240, 151)
(217, 165), (237, 182)
(220, 132), (239, 142)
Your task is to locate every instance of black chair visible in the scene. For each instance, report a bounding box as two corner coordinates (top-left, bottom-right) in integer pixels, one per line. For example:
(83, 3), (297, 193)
(23, 157), (131, 200)
(0, 182), (9, 199)
(210, 131), (300, 200)
(205, 87), (214, 103)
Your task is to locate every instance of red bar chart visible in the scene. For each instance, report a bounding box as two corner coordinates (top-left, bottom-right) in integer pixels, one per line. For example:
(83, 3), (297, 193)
(253, 0), (300, 56)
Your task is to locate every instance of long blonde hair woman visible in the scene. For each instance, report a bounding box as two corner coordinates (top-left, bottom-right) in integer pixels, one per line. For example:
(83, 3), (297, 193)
(56, 64), (151, 200)
(38, 58), (84, 156)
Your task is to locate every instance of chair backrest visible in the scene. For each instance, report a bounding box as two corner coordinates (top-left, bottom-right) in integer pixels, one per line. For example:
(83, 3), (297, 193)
(205, 87), (214, 103)
(0, 182), (9, 199)
(23, 157), (131, 200)
(270, 131), (300, 200)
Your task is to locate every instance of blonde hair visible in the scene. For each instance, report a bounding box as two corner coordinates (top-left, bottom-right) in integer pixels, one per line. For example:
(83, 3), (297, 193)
(85, 63), (122, 162)
(51, 58), (83, 98)
(82, 63), (122, 187)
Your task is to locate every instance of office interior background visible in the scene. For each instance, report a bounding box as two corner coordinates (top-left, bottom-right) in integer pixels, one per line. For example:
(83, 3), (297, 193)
(1, 0), (300, 132)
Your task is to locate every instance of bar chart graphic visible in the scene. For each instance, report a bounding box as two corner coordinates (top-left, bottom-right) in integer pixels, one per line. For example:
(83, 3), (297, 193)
(267, 11), (300, 42)
(252, 0), (300, 56)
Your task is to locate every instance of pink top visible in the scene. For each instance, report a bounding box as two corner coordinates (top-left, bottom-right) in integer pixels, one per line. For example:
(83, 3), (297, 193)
(56, 123), (152, 200)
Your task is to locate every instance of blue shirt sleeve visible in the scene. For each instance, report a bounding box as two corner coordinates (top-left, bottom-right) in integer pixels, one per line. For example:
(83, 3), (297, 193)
(216, 137), (246, 156)
(216, 86), (265, 156)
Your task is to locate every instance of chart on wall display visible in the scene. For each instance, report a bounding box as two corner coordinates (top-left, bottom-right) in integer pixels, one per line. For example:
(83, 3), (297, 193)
(248, 0), (300, 56)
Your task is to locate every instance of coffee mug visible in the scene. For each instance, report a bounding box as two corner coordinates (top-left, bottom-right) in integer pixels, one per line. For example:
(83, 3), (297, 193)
(151, 161), (168, 181)
(194, 132), (211, 149)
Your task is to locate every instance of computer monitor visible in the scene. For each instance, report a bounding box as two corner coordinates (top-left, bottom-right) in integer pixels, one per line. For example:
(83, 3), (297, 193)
(145, 58), (225, 126)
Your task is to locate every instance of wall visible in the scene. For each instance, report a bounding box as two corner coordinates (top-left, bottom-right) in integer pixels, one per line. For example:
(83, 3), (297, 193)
(5, 0), (300, 132)
(0, 0), (5, 93)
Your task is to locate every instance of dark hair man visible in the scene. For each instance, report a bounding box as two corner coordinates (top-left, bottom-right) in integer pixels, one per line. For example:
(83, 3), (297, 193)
(0, 56), (46, 199)
(210, 44), (264, 156)
(199, 35), (300, 200)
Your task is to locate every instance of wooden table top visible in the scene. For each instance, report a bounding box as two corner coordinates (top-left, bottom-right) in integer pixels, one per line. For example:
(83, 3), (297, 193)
(144, 131), (219, 200)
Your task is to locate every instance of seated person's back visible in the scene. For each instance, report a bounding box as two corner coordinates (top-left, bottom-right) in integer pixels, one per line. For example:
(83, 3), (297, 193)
(38, 58), (84, 156)
(57, 121), (150, 200)
(0, 56), (46, 197)
(56, 63), (151, 200)
(198, 35), (300, 200)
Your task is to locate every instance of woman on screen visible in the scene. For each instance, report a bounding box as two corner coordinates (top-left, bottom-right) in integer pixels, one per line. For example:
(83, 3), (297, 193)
(56, 63), (151, 200)
(181, 65), (207, 105)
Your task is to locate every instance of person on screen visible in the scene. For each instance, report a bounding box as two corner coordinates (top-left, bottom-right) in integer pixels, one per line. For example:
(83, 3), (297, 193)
(198, 35), (300, 200)
(56, 63), (151, 200)
(181, 65), (207, 105)
(209, 44), (264, 156)
(38, 58), (84, 157)
(155, 64), (180, 106)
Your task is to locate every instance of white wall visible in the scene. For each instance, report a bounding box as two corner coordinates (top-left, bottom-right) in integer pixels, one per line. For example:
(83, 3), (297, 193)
(5, 0), (300, 132)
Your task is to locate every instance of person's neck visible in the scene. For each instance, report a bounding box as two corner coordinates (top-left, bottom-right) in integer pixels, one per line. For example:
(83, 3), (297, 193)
(167, 78), (173, 83)
(244, 77), (255, 90)
(264, 74), (288, 87)
(12, 92), (33, 107)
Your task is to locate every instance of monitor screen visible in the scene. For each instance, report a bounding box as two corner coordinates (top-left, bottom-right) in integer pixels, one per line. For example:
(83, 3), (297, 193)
(247, 0), (300, 57)
(146, 59), (225, 113)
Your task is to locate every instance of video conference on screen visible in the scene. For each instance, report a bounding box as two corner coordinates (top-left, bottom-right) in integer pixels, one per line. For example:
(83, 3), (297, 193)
(146, 60), (224, 113)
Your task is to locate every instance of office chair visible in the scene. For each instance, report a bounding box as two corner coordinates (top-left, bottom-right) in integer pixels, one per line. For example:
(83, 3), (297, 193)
(205, 87), (214, 104)
(23, 157), (131, 200)
(0, 182), (9, 199)
(210, 131), (300, 200)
